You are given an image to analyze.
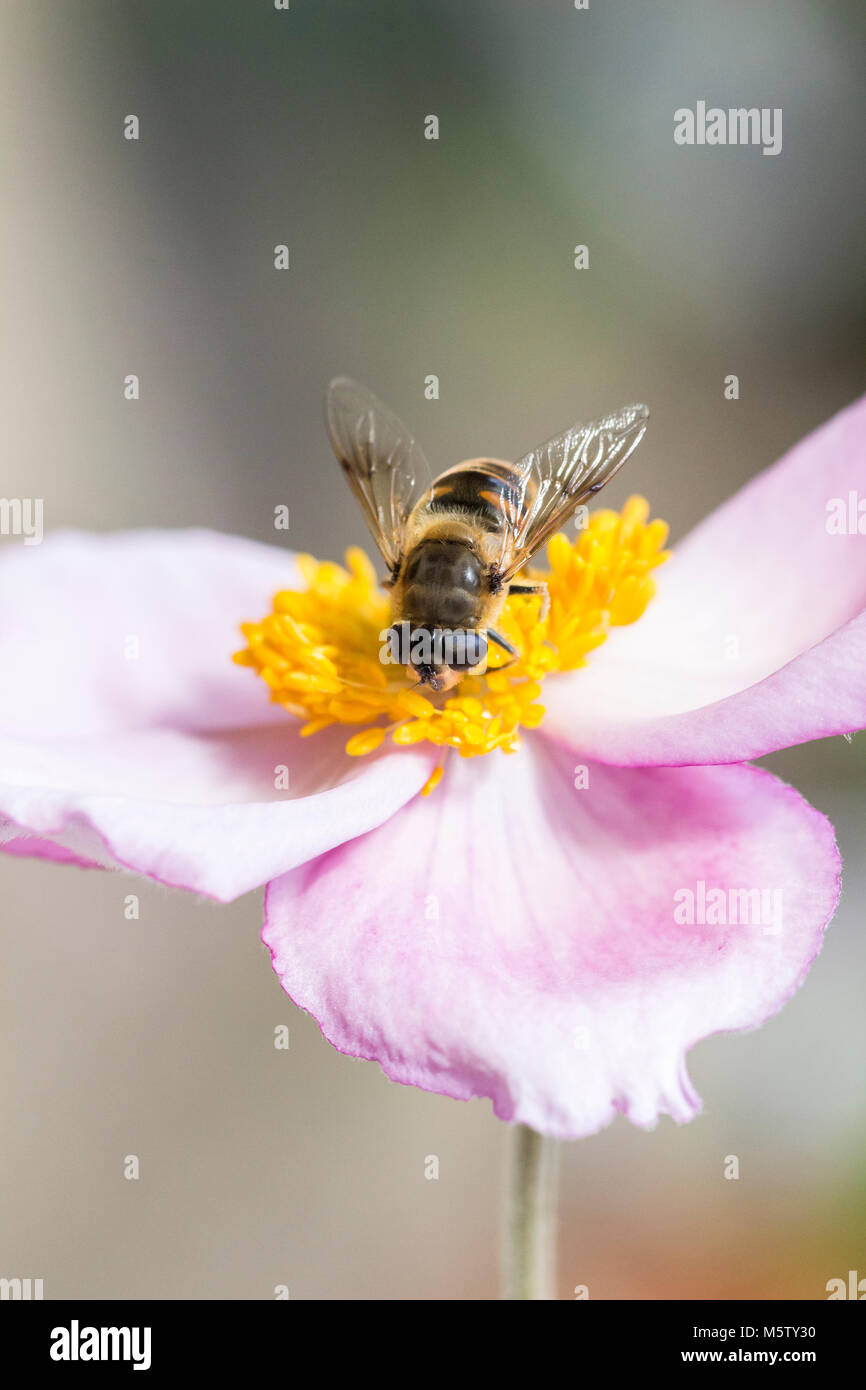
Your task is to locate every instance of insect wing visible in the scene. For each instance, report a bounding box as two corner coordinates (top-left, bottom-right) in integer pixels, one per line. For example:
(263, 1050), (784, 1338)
(325, 377), (433, 573)
(499, 403), (649, 580)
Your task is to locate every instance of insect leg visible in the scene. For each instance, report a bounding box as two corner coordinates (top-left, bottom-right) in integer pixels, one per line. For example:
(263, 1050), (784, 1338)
(488, 628), (518, 656)
(485, 628), (520, 673)
(507, 580), (550, 620)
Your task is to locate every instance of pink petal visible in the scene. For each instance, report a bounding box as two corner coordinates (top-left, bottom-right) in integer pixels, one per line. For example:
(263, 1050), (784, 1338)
(0, 528), (436, 896)
(0, 528), (297, 738)
(263, 739), (839, 1140)
(0, 724), (436, 901)
(1, 836), (102, 870)
(543, 393), (866, 764)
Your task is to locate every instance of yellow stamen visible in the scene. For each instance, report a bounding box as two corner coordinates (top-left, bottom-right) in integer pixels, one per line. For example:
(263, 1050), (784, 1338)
(421, 765), (444, 797)
(345, 727), (387, 757)
(234, 501), (669, 764)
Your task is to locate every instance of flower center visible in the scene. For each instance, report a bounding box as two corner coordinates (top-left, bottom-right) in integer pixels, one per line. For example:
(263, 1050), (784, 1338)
(235, 496), (669, 776)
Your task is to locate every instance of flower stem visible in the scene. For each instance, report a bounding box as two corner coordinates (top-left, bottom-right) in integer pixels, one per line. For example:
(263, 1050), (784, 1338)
(502, 1124), (559, 1299)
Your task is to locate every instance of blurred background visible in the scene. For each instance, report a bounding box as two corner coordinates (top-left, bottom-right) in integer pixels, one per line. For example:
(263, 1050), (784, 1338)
(1, 0), (864, 1298)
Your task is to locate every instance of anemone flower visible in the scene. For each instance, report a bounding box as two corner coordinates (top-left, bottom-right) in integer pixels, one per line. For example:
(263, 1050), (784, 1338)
(1, 392), (862, 1298)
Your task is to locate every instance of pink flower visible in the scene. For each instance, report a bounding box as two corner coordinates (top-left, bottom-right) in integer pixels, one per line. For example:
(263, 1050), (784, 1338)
(2, 396), (863, 1140)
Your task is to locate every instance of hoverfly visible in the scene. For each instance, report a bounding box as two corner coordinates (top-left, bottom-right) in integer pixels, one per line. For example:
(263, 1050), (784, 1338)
(325, 378), (649, 691)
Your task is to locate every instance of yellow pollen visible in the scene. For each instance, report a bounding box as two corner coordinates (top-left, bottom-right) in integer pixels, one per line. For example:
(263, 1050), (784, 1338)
(234, 499), (669, 763)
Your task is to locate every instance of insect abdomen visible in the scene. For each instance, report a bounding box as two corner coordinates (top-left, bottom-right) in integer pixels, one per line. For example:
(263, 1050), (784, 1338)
(427, 460), (527, 532)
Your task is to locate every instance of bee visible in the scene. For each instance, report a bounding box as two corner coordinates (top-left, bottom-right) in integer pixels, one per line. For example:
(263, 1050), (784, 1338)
(325, 378), (649, 692)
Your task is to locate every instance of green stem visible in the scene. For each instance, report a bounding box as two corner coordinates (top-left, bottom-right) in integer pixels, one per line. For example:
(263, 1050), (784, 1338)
(502, 1124), (559, 1299)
